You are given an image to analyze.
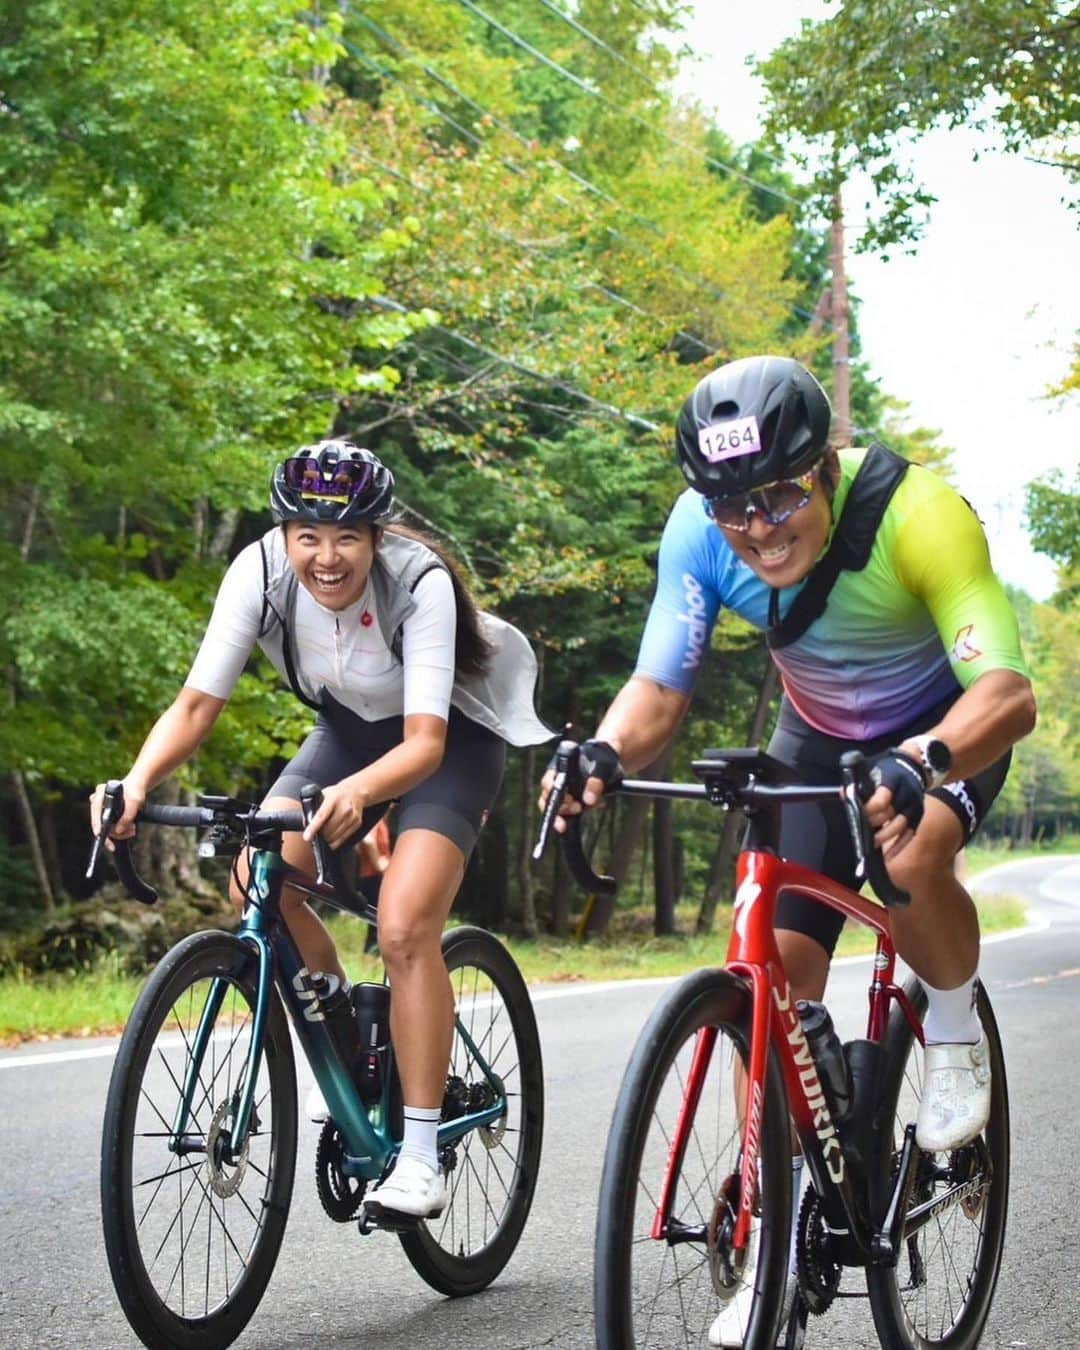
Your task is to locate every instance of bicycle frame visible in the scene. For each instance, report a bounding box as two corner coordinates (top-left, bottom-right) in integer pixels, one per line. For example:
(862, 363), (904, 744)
(167, 838), (509, 1183)
(720, 848), (922, 1257)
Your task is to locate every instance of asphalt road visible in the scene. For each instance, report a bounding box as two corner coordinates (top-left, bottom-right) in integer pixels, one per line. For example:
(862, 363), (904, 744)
(1, 855), (1078, 1349)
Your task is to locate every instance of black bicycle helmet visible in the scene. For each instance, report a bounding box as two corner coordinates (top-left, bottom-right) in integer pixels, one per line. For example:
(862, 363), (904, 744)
(270, 440), (395, 524)
(675, 356), (831, 497)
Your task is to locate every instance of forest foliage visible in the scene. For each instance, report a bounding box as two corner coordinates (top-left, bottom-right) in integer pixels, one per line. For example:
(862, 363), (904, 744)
(1, 0), (1075, 953)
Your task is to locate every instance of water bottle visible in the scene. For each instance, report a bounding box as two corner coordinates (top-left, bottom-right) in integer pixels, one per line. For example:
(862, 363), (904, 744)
(350, 982), (391, 1105)
(310, 971), (362, 1066)
(841, 1037), (881, 1170)
(796, 1000), (853, 1126)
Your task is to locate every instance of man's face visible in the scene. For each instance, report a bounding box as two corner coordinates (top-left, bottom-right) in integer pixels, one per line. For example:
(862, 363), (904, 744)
(712, 463), (835, 588)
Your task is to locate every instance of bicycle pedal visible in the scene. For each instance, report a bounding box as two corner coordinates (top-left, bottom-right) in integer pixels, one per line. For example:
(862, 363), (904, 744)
(360, 1202), (424, 1233)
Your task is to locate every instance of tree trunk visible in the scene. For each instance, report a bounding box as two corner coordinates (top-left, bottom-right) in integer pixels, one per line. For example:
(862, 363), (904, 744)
(696, 658), (780, 934)
(550, 847), (571, 938)
(652, 746), (677, 936)
(581, 757), (658, 939)
(192, 495), (207, 559)
(209, 507), (241, 560)
(137, 779), (206, 898)
(10, 772), (56, 910)
(39, 798), (65, 901)
(517, 747), (539, 937)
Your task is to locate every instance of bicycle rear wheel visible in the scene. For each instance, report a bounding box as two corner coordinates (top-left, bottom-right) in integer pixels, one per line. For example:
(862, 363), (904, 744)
(101, 930), (297, 1350)
(594, 968), (792, 1350)
(867, 979), (1009, 1349)
(398, 925), (544, 1296)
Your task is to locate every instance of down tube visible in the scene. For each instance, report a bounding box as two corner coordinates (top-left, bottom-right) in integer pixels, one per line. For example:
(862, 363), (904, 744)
(272, 929), (390, 1175)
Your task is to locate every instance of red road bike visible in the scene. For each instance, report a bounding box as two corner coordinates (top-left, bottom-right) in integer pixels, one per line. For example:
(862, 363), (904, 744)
(536, 741), (1009, 1350)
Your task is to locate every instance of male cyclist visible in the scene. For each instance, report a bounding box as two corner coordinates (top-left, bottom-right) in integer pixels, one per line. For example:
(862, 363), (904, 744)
(541, 355), (1035, 1346)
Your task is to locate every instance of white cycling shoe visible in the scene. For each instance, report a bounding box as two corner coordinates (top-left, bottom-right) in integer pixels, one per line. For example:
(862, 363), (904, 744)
(363, 1155), (447, 1221)
(708, 1228), (796, 1348)
(305, 1081), (330, 1123)
(710, 1161), (807, 1348)
(916, 1031), (991, 1152)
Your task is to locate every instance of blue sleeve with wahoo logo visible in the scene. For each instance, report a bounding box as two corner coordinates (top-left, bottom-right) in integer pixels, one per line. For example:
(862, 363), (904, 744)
(635, 491), (733, 694)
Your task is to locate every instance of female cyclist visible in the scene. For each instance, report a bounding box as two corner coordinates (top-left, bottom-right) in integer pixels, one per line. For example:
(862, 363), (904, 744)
(91, 439), (551, 1221)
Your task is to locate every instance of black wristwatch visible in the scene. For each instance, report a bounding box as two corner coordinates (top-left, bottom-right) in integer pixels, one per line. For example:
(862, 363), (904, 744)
(909, 735), (951, 790)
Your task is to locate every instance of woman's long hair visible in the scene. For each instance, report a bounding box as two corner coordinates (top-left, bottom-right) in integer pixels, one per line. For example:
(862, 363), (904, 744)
(383, 523), (493, 678)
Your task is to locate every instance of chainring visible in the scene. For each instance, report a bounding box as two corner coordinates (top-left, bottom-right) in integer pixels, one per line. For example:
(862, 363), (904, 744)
(315, 1121), (367, 1222)
(795, 1188), (842, 1316)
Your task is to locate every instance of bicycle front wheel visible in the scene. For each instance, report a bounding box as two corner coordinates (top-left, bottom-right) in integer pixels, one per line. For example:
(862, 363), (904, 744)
(398, 925), (544, 1296)
(594, 968), (792, 1350)
(867, 979), (1009, 1349)
(101, 930), (297, 1350)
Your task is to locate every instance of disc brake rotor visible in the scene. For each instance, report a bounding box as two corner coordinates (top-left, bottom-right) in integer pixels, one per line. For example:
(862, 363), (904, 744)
(707, 1172), (746, 1299)
(205, 1099), (250, 1198)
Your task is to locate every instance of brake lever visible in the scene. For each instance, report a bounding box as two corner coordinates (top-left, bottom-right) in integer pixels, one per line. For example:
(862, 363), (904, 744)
(532, 738), (616, 897)
(840, 751), (911, 908)
(299, 783), (330, 885)
(86, 780), (159, 903)
(532, 737), (577, 863)
(86, 779), (125, 880)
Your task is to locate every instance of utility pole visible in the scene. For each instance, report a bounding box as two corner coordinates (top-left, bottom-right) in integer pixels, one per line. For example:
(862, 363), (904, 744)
(829, 189), (852, 446)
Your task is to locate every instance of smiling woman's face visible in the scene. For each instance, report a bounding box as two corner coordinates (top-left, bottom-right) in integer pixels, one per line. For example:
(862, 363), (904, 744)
(283, 521), (377, 610)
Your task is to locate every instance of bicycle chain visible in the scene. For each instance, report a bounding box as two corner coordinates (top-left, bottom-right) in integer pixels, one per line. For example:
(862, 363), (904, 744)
(795, 1188), (842, 1316)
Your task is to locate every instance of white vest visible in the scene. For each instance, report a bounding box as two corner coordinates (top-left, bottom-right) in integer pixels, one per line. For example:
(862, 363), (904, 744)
(256, 527), (553, 748)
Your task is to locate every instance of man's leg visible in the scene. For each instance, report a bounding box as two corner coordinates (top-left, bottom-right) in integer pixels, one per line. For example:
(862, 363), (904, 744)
(884, 798), (988, 1148)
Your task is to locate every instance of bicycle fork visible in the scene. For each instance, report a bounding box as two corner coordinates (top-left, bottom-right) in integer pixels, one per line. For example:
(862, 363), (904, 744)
(168, 933), (273, 1163)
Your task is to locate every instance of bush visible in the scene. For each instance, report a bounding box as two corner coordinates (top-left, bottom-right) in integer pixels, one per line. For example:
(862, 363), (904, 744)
(0, 886), (236, 977)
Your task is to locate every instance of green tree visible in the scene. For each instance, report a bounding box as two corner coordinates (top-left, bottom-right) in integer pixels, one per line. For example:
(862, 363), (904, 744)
(758, 0), (1080, 253)
(0, 0), (425, 903)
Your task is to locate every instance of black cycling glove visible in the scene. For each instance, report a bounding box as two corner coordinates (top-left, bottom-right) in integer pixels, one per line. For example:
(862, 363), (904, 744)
(870, 749), (926, 831)
(577, 739), (624, 794)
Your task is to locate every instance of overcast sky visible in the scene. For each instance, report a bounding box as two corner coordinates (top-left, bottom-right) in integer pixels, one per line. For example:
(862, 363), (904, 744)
(667, 3), (1079, 601)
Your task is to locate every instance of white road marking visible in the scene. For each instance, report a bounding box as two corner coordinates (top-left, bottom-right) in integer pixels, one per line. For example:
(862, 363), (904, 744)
(3, 857), (1075, 1072)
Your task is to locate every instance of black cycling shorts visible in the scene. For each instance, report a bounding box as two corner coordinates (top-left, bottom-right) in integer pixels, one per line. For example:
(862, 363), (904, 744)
(265, 694), (506, 858)
(767, 691), (1011, 956)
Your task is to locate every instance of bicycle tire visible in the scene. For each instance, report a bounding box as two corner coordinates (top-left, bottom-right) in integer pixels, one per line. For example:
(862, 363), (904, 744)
(866, 978), (1009, 1350)
(594, 967), (792, 1350)
(398, 925), (544, 1296)
(101, 930), (298, 1350)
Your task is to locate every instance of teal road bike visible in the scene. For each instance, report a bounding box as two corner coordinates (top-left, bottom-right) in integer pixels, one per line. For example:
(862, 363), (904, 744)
(91, 782), (544, 1349)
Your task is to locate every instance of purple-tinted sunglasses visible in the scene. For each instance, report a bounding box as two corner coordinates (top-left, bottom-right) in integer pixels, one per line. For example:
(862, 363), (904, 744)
(282, 456), (375, 500)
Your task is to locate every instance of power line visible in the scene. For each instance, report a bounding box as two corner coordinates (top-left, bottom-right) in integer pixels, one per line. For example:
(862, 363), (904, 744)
(352, 143), (716, 359)
(371, 294), (662, 433)
(341, 9), (825, 330)
(449, 0), (801, 207)
(532, 0), (659, 90)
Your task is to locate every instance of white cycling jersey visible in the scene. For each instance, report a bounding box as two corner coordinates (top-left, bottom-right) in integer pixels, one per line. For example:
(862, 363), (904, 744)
(185, 540), (456, 721)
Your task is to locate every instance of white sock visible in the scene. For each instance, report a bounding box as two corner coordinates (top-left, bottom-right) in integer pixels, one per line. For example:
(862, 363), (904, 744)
(788, 1156), (805, 1275)
(398, 1105), (441, 1170)
(921, 975), (981, 1045)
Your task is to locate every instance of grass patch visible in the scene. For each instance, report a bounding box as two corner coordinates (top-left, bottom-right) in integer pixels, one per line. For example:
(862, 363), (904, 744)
(0, 953), (141, 1047)
(0, 869), (1038, 1044)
